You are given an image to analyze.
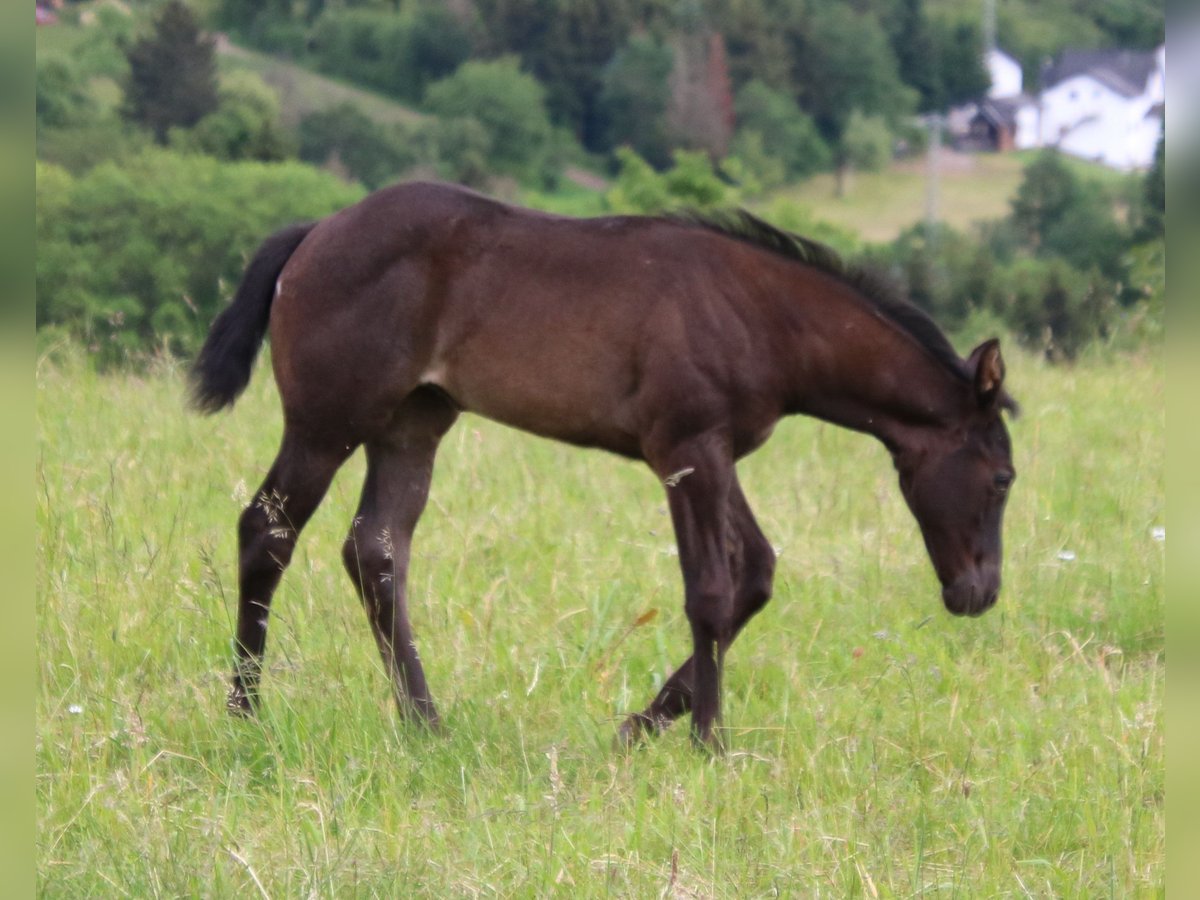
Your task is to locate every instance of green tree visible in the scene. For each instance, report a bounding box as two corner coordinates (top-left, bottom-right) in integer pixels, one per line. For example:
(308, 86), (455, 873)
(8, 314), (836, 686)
(1010, 150), (1127, 279)
(1138, 133), (1165, 240)
(1000, 257), (1113, 361)
(789, 6), (916, 143)
(474, 0), (635, 150)
(309, 6), (471, 104)
(599, 35), (674, 167)
(933, 19), (991, 109)
(733, 79), (830, 179)
(36, 60), (96, 129)
(121, 1), (219, 143)
(298, 104), (416, 188)
(178, 72), (293, 163)
(424, 57), (558, 183)
(890, 0), (942, 113)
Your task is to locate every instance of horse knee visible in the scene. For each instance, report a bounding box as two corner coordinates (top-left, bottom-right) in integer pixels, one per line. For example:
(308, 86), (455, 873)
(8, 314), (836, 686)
(739, 539), (776, 618)
(685, 579), (736, 640)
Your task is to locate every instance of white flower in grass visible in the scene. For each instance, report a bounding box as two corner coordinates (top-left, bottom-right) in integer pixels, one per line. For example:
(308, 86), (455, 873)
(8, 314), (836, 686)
(68, 704), (83, 715)
(1057, 550), (1076, 562)
(1151, 526), (1165, 542)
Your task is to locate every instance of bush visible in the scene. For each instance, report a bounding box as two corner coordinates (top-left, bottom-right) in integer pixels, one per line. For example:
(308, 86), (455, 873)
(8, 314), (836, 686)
(176, 71), (294, 163)
(996, 257), (1116, 361)
(732, 80), (830, 180)
(36, 151), (364, 365)
(1009, 149), (1128, 280)
(423, 57), (559, 185)
(310, 7), (470, 104)
(598, 36), (674, 168)
(840, 110), (893, 173)
(605, 148), (733, 214)
(298, 104), (425, 188)
(36, 59), (97, 129)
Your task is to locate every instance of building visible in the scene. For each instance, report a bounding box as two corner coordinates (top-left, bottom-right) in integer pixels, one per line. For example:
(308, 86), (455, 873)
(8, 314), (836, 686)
(951, 44), (1164, 170)
(1037, 46), (1165, 170)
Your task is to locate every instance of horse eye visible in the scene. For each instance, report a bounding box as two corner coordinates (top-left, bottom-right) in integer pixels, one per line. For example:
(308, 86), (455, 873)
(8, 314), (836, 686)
(993, 472), (1014, 493)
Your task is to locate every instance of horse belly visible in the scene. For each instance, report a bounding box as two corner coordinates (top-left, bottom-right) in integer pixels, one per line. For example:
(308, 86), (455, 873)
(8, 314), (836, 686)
(425, 336), (643, 457)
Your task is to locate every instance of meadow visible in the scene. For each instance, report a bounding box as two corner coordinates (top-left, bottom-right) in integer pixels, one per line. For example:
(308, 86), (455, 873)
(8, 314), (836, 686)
(36, 341), (1163, 897)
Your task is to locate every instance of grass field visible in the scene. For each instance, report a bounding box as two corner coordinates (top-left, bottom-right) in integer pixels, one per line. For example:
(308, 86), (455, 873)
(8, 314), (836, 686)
(213, 39), (428, 129)
(35, 340), (1163, 896)
(773, 151), (1136, 244)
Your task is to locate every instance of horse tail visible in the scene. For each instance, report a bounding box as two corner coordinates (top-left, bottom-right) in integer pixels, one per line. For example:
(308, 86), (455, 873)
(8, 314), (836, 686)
(188, 222), (316, 414)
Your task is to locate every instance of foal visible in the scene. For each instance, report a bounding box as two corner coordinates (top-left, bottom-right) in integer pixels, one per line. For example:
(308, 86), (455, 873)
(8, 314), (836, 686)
(192, 182), (1016, 748)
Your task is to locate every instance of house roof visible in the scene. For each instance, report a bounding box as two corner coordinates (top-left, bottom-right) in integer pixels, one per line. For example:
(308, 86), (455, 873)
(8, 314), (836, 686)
(1042, 48), (1160, 98)
(974, 95), (1035, 129)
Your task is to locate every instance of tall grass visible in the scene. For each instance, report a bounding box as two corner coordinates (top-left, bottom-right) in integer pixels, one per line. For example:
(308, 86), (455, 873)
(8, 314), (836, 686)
(36, 344), (1163, 896)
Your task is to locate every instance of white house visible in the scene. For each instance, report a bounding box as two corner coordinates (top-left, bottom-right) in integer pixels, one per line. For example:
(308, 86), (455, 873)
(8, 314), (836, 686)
(1037, 46), (1165, 170)
(952, 48), (1039, 152)
(986, 48), (1024, 99)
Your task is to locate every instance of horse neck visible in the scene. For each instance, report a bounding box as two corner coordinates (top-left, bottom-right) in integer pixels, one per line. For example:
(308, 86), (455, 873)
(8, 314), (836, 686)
(778, 294), (968, 449)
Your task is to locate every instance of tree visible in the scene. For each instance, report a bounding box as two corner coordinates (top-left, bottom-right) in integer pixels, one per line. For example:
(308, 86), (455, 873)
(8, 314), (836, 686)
(836, 110), (892, 196)
(1010, 150), (1127, 279)
(179, 72), (293, 163)
(932, 19), (990, 109)
(890, 0), (942, 113)
(599, 36), (674, 167)
(423, 57), (558, 184)
(121, 1), (219, 143)
(1138, 133), (1165, 240)
(474, 0), (635, 150)
(733, 79), (830, 179)
(309, 6), (471, 104)
(789, 6), (916, 144)
(299, 104), (404, 188)
(666, 30), (735, 157)
(36, 60), (96, 129)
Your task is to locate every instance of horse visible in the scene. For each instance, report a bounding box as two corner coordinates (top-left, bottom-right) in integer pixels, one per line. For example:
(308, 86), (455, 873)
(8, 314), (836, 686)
(190, 181), (1017, 750)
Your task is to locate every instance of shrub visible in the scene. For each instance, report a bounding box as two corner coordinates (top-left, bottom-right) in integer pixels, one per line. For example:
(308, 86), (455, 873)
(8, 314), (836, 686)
(423, 57), (559, 185)
(36, 151), (364, 365)
(732, 80), (831, 179)
(310, 7), (470, 104)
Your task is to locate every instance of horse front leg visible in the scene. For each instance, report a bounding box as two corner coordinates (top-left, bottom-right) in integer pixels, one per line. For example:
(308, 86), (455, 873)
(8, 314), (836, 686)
(619, 477), (776, 744)
(644, 435), (736, 750)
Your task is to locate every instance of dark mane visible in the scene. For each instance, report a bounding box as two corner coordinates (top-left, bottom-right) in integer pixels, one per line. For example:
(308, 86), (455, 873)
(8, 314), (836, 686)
(672, 209), (969, 382)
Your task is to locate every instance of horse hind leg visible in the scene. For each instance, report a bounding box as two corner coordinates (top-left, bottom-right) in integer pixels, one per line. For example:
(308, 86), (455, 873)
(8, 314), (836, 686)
(341, 388), (458, 728)
(229, 430), (351, 715)
(618, 478), (776, 744)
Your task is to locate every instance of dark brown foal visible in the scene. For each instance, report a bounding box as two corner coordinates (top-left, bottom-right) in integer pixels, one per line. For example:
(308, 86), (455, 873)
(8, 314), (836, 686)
(193, 181), (1016, 750)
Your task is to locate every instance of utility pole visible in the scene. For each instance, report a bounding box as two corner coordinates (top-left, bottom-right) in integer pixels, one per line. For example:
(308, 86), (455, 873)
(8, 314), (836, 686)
(925, 114), (942, 243)
(983, 0), (997, 52)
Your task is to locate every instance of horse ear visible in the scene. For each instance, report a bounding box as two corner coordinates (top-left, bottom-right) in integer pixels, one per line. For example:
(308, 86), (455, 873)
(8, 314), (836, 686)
(967, 338), (1005, 406)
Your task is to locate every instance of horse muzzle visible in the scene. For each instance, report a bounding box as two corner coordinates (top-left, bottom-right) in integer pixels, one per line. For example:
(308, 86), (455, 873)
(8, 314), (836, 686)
(942, 567), (1000, 617)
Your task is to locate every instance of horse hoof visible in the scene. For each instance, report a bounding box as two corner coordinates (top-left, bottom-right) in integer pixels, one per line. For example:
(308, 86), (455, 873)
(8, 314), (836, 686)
(615, 713), (666, 749)
(226, 688), (256, 718)
(689, 726), (726, 756)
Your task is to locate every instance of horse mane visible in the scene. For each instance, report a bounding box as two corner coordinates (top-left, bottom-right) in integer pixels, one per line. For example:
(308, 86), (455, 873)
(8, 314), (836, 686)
(671, 209), (970, 383)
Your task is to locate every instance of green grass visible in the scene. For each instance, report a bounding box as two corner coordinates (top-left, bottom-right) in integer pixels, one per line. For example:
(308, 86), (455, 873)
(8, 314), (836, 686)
(36, 342), (1163, 895)
(774, 151), (1138, 244)
(775, 153), (1025, 243)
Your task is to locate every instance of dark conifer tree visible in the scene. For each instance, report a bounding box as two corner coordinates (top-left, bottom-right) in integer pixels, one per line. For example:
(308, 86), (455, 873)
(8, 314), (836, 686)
(122, 1), (219, 143)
